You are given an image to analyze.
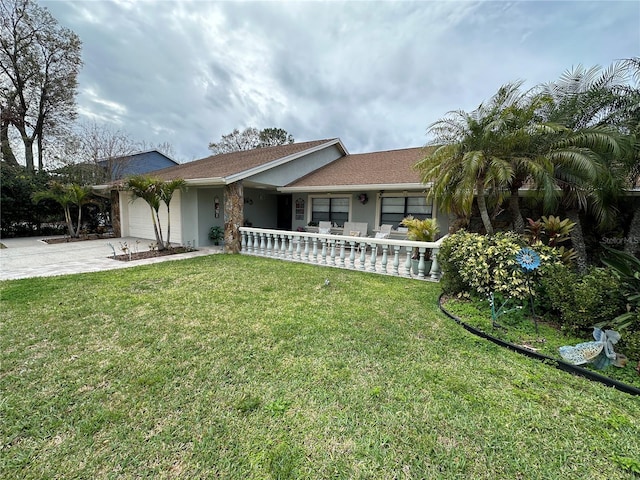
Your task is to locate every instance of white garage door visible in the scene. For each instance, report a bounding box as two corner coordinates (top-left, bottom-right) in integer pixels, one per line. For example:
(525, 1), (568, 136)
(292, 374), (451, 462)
(126, 193), (183, 245)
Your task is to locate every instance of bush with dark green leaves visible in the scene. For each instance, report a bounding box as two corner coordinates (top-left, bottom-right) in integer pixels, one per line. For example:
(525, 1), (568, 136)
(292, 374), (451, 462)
(0, 163), (59, 237)
(538, 263), (626, 334)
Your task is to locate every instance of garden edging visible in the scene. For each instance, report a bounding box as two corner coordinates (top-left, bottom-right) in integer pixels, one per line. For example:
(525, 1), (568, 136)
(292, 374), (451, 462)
(438, 293), (640, 396)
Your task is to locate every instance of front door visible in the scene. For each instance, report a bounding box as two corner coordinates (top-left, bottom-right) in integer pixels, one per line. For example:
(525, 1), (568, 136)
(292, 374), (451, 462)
(277, 194), (292, 230)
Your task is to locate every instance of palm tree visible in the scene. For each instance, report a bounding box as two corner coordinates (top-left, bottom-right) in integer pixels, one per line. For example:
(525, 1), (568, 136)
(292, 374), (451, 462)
(159, 179), (186, 248)
(124, 175), (165, 250)
(616, 58), (640, 255)
(33, 182), (92, 237)
(418, 83), (528, 235)
(491, 91), (559, 233)
(538, 63), (636, 270)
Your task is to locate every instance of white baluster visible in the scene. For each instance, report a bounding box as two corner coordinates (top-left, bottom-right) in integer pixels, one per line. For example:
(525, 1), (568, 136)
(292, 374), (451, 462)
(392, 245), (401, 275)
(380, 244), (389, 273)
(260, 233), (266, 255)
(359, 242), (366, 270)
(405, 247), (413, 276)
(303, 236), (309, 261)
(417, 247), (426, 279)
(241, 231), (247, 251)
(349, 241), (357, 269)
(430, 247), (440, 280)
(320, 238), (328, 265)
(312, 238), (318, 263)
(269, 235), (276, 257)
(266, 233), (278, 257)
(287, 235), (296, 259)
(338, 240), (346, 267)
(329, 239), (337, 265)
(368, 244), (377, 272)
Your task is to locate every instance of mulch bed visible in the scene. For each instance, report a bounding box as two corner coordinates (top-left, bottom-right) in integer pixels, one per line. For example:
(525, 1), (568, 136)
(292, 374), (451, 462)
(110, 247), (195, 262)
(43, 234), (115, 244)
(41, 236), (195, 262)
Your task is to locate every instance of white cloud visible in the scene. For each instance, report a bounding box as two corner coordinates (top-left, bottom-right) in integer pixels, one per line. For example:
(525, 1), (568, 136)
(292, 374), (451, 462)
(42, 0), (640, 161)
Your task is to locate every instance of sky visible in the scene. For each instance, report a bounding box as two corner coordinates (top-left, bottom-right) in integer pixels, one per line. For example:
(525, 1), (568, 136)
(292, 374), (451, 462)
(41, 0), (640, 163)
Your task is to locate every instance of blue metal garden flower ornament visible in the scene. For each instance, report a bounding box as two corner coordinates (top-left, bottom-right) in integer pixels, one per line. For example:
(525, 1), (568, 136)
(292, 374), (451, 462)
(516, 247), (541, 271)
(516, 247), (541, 333)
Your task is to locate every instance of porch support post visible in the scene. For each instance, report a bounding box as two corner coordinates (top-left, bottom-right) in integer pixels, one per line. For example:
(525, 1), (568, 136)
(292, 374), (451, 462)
(110, 189), (121, 237)
(224, 181), (244, 253)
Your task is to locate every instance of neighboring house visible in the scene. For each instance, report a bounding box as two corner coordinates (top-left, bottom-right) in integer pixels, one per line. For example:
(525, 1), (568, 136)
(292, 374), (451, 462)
(101, 138), (448, 249)
(99, 149), (179, 181)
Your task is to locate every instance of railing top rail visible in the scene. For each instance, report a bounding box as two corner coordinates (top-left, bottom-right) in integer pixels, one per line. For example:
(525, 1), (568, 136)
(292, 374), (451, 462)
(239, 226), (448, 248)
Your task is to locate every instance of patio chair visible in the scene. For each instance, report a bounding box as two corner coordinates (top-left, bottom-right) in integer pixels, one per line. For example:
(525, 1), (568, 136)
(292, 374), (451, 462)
(343, 222), (368, 238)
(318, 221), (332, 234)
(375, 224), (392, 239)
(343, 222), (369, 253)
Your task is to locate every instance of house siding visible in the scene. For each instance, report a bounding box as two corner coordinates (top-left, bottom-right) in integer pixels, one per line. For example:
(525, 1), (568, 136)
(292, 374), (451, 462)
(247, 145), (344, 187)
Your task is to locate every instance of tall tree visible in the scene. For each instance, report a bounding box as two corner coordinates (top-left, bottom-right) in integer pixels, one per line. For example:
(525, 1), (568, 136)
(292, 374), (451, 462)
(538, 63), (635, 270)
(73, 121), (139, 182)
(259, 127), (294, 148)
(417, 84), (523, 235)
(0, 0), (82, 171)
(208, 127), (294, 155)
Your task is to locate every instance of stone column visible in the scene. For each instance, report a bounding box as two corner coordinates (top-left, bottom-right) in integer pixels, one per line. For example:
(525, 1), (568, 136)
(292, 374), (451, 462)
(110, 189), (121, 237)
(224, 181), (244, 253)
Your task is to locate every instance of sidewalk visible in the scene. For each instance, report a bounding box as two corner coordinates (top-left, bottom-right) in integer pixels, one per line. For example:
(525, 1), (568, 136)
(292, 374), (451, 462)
(0, 236), (222, 281)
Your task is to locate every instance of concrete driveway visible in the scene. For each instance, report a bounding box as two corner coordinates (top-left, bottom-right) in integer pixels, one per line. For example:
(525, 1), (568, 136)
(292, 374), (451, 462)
(0, 236), (221, 281)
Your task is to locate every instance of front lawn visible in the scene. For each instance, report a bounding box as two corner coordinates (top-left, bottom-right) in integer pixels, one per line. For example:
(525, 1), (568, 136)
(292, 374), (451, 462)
(1, 255), (639, 479)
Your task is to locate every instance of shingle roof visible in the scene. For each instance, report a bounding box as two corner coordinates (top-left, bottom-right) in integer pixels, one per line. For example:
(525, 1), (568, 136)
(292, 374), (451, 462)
(284, 146), (434, 189)
(147, 139), (340, 182)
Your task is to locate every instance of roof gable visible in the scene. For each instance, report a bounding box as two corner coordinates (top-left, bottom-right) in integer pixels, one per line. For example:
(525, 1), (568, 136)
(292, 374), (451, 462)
(149, 139), (345, 184)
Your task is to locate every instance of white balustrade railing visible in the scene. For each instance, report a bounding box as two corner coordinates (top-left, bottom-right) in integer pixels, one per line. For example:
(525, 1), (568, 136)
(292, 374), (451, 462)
(239, 227), (446, 281)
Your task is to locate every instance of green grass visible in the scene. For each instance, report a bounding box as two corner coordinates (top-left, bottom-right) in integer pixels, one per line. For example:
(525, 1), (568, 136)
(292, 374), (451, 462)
(1, 255), (639, 479)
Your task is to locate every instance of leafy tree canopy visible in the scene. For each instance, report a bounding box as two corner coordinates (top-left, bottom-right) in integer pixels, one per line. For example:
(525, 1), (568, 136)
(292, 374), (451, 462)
(208, 127), (294, 155)
(1, 0), (83, 172)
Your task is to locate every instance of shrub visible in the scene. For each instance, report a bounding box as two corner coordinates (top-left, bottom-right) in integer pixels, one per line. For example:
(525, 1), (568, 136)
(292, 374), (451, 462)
(601, 247), (640, 331)
(437, 233), (467, 295)
(438, 231), (562, 300)
(538, 264), (626, 334)
(617, 328), (640, 363)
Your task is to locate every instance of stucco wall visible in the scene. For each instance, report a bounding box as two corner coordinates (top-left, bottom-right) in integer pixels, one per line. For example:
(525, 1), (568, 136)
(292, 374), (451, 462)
(242, 189), (278, 228)
(196, 188), (224, 246)
(248, 145), (344, 186)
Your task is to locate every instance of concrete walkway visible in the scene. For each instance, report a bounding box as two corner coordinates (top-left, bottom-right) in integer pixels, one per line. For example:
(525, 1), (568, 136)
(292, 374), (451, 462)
(0, 236), (222, 281)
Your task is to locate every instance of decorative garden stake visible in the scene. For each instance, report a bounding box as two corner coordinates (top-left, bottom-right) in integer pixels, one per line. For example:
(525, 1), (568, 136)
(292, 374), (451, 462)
(488, 292), (522, 330)
(515, 247), (541, 333)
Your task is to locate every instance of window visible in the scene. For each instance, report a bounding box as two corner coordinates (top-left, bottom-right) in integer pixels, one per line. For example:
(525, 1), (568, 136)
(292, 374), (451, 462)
(295, 198), (305, 220)
(380, 196), (432, 228)
(311, 197), (349, 226)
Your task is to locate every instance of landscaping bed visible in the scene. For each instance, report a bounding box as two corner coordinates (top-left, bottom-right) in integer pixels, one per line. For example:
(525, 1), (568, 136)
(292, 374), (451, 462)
(441, 295), (640, 390)
(110, 246), (195, 262)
